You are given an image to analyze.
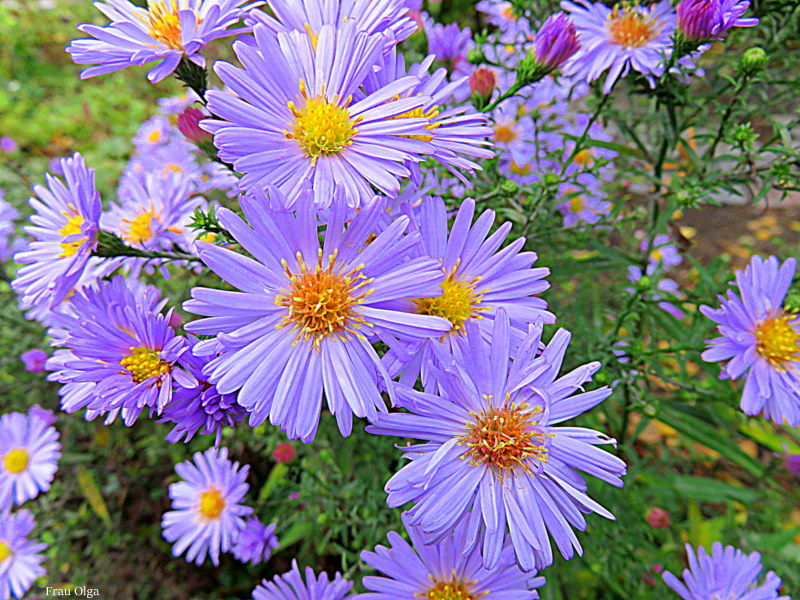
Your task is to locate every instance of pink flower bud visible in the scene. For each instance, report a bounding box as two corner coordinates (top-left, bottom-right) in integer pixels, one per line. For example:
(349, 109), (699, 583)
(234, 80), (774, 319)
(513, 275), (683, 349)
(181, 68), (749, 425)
(273, 442), (296, 464)
(177, 107), (212, 145)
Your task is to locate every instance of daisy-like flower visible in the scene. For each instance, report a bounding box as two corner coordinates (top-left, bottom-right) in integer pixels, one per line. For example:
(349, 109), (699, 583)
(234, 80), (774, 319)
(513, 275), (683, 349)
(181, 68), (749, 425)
(205, 20), (435, 209)
(0, 412), (61, 510)
(361, 514), (545, 600)
(184, 189), (451, 441)
(159, 336), (248, 446)
(663, 542), (789, 600)
(368, 309), (626, 572)
(12, 153), (101, 311)
(424, 18), (473, 74)
(0, 510), (47, 600)
(252, 560), (353, 600)
(102, 170), (205, 274)
(363, 51), (495, 186)
(562, 0), (676, 93)
(132, 115), (177, 153)
(643, 233), (682, 270)
(701, 255), (800, 426)
(248, 0), (416, 46)
(231, 517), (279, 565)
(162, 446), (253, 566)
(383, 196), (553, 388)
(0, 191), (18, 264)
(67, 0), (262, 83)
(46, 276), (192, 426)
(556, 185), (612, 227)
(677, 0), (758, 41)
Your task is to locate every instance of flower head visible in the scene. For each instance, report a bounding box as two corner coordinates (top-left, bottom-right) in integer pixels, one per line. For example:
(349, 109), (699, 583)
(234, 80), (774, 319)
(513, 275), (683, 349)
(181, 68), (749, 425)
(0, 510), (47, 600)
(361, 515), (545, 600)
(232, 517), (279, 565)
(562, 0), (676, 93)
(158, 336), (248, 445)
(252, 560), (353, 600)
(701, 255), (800, 426)
(0, 191), (19, 264)
(663, 542), (789, 600)
(0, 411), (61, 510)
(184, 189), (451, 441)
(532, 12), (581, 70)
(383, 196), (553, 389)
(46, 276), (191, 426)
(20, 349), (48, 374)
(425, 19), (473, 73)
(67, 0), (261, 82)
(162, 447), (253, 566)
(247, 0), (416, 46)
(12, 153), (101, 311)
(677, 0), (758, 41)
(206, 20), (436, 209)
(369, 309), (626, 571)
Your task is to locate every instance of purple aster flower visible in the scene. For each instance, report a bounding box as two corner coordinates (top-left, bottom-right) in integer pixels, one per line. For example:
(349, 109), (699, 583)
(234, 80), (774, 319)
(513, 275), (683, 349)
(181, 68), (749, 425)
(531, 12), (581, 71)
(247, 0), (416, 46)
(557, 185), (612, 227)
(159, 336), (248, 446)
(701, 255), (800, 426)
(102, 170), (205, 275)
(0, 190), (19, 264)
(205, 21), (436, 209)
(123, 137), (203, 185)
(476, 1), (519, 30)
(27, 406), (57, 428)
(12, 153), (101, 311)
(361, 514), (545, 600)
(231, 517), (279, 565)
(158, 89), (202, 117)
(252, 560), (353, 600)
(0, 138), (17, 153)
(19, 349), (48, 374)
(363, 51), (495, 185)
(677, 0), (758, 41)
(67, 0), (262, 83)
(425, 18), (473, 74)
(184, 189), (451, 441)
(562, 0), (676, 93)
(627, 266), (685, 320)
(132, 115), (177, 152)
(0, 411), (61, 510)
(162, 446), (253, 566)
(383, 196), (554, 389)
(368, 309), (626, 572)
(663, 542), (789, 600)
(0, 509), (47, 600)
(643, 233), (682, 270)
(46, 275), (192, 426)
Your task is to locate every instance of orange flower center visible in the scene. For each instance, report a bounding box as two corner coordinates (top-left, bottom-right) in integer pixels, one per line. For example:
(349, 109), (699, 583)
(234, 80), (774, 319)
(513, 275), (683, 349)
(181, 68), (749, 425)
(275, 250), (373, 348)
(141, 0), (185, 50)
(492, 122), (518, 144)
(460, 399), (550, 480)
(418, 576), (482, 600)
(413, 267), (487, 336)
(606, 5), (660, 48)
(755, 311), (800, 368)
(3, 448), (30, 474)
(198, 488), (225, 521)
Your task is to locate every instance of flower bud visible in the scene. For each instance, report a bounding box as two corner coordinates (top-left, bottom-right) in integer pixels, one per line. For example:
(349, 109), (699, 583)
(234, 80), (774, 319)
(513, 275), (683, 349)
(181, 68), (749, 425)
(739, 46), (767, 75)
(531, 12), (580, 71)
(273, 442), (296, 464)
(466, 46), (486, 65)
(177, 107), (212, 145)
(469, 67), (496, 100)
(646, 507), (670, 528)
(677, 0), (758, 41)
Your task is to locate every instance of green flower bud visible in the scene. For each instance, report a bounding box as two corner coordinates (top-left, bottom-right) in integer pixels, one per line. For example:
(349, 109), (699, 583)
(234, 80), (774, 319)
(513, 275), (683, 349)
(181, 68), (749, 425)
(500, 179), (519, 194)
(636, 275), (652, 292)
(739, 47), (767, 75)
(466, 46), (486, 65)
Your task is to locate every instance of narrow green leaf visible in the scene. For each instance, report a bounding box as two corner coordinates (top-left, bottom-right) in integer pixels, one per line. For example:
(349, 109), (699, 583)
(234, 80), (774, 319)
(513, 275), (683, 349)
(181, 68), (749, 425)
(673, 475), (758, 504)
(76, 465), (112, 527)
(257, 463), (288, 504)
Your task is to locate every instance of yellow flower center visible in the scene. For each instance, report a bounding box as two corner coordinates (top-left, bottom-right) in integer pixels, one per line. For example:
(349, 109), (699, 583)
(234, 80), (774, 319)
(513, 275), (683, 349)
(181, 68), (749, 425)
(650, 248), (664, 262)
(460, 400), (551, 480)
(198, 488), (225, 521)
(418, 577), (480, 600)
(3, 448), (30, 474)
(141, 0), (184, 50)
(275, 250), (373, 348)
(573, 148), (593, 167)
(123, 210), (159, 244)
(59, 207), (86, 257)
(285, 84), (359, 165)
(570, 195), (587, 213)
(755, 311), (800, 368)
(606, 4), (660, 48)
(492, 122), (518, 144)
(0, 542), (11, 564)
(164, 164), (183, 175)
(413, 268), (487, 335)
(509, 160), (532, 175)
(120, 347), (170, 384)
(147, 129), (162, 144)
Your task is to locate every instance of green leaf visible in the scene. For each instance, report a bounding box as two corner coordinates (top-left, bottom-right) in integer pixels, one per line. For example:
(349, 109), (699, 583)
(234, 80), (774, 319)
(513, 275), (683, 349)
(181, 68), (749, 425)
(659, 403), (771, 482)
(257, 463), (288, 504)
(276, 520), (314, 552)
(76, 466), (112, 527)
(673, 475), (758, 504)
(561, 133), (646, 159)
(740, 420), (800, 454)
